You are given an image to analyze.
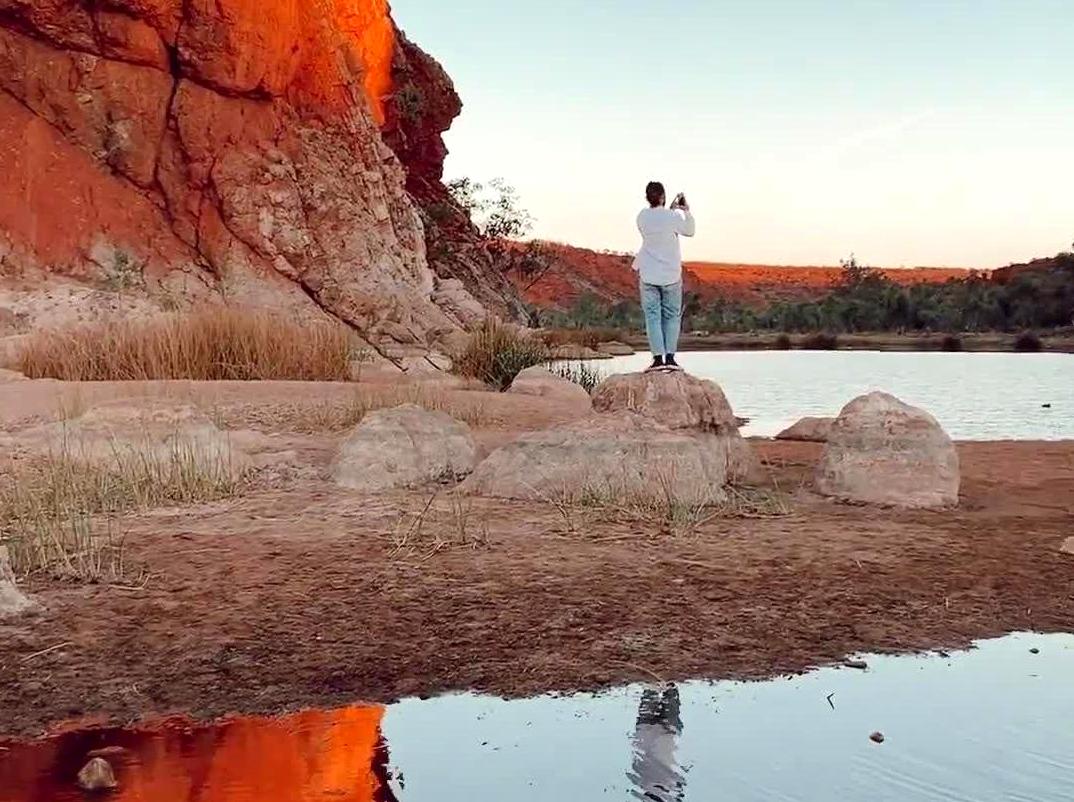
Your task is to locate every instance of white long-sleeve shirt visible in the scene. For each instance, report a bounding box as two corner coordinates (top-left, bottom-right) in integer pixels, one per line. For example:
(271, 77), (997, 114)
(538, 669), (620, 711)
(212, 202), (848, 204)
(633, 206), (696, 286)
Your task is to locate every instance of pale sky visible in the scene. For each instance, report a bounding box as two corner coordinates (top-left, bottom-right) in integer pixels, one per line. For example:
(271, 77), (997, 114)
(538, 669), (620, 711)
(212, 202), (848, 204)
(392, 1), (1074, 268)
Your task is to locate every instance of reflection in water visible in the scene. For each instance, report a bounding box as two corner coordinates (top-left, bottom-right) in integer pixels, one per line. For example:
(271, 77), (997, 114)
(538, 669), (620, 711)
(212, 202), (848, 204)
(0, 706), (398, 802)
(4, 633), (1074, 801)
(628, 685), (686, 801)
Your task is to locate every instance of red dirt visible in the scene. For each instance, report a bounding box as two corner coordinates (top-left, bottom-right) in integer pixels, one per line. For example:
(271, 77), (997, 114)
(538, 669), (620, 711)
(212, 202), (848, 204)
(1, 380), (1072, 738)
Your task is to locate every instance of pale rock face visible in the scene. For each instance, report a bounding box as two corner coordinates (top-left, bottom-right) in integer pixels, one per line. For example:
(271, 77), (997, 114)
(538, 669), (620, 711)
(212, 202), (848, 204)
(507, 366), (592, 406)
(1, 546), (39, 619)
(0, 368), (28, 382)
(0, 2), (509, 348)
(815, 391), (960, 509)
(331, 404), (478, 492)
(776, 417), (835, 443)
(460, 412), (734, 506)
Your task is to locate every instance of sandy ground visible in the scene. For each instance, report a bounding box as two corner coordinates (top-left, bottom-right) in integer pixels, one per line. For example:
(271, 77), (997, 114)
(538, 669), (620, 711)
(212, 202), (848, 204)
(1, 378), (1072, 738)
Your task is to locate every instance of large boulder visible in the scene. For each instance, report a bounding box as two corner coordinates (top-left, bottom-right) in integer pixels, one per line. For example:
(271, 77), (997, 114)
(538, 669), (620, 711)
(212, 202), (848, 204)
(776, 416), (835, 443)
(332, 404), (478, 492)
(3, 400), (248, 478)
(461, 412), (737, 505)
(0, 368), (28, 382)
(592, 371), (760, 484)
(507, 366), (591, 405)
(1, 546), (38, 619)
(815, 392), (960, 508)
(593, 371), (740, 433)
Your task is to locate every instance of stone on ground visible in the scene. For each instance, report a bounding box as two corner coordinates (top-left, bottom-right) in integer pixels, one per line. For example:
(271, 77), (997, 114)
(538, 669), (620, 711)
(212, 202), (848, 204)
(460, 412), (736, 505)
(815, 391), (960, 509)
(776, 416), (835, 442)
(77, 758), (118, 791)
(1061, 537), (1074, 557)
(332, 404), (478, 492)
(1, 546), (38, 619)
(593, 371), (740, 432)
(1, 400), (248, 477)
(591, 370), (760, 484)
(507, 366), (591, 405)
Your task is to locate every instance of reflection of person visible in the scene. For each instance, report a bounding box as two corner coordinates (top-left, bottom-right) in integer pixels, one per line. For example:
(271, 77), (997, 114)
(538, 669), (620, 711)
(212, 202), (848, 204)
(633, 182), (696, 373)
(627, 684), (687, 801)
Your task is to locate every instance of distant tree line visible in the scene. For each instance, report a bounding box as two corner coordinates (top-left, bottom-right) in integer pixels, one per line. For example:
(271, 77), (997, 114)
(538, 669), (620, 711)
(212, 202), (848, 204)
(539, 252), (1074, 335)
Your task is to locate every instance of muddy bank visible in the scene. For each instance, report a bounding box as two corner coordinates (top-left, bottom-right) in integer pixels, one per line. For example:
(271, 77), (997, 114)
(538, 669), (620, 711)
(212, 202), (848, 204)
(2, 386), (1072, 737)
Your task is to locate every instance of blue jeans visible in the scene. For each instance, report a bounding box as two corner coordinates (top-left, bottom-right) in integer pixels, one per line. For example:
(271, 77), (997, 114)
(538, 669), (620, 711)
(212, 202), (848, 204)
(640, 281), (683, 357)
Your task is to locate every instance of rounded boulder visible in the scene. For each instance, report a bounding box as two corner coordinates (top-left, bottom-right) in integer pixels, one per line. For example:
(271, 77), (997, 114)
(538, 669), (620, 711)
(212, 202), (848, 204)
(815, 391), (960, 508)
(331, 404), (478, 492)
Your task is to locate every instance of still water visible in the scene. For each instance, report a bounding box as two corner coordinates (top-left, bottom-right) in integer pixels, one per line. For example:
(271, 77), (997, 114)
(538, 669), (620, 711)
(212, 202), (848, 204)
(3, 633), (1073, 801)
(595, 351), (1074, 440)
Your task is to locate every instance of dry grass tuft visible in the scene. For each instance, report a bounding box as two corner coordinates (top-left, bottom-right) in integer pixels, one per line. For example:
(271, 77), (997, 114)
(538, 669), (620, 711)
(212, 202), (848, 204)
(451, 319), (550, 390)
(0, 438), (242, 582)
(542, 476), (793, 539)
(255, 385), (492, 433)
(388, 491), (490, 561)
(18, 309), (356, 382)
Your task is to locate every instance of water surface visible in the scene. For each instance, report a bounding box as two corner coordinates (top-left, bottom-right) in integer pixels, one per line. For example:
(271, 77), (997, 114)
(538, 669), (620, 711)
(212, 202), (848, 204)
(595, 351), (1074, 440)
(4, 633), (1073, 801)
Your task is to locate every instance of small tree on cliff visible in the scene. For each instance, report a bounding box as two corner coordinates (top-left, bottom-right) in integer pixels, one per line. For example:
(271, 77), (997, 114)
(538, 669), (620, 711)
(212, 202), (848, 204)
(446, 177), (554, 289)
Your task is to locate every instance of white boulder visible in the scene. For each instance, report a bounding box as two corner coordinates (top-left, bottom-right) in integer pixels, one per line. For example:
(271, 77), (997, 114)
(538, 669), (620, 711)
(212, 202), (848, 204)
(815, 392), (960, 509)
(332, 404), (478, 492)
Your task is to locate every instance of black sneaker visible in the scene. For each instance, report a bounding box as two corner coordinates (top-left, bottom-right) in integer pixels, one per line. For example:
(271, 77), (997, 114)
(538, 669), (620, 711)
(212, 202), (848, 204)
(645, 357), (665, 373)
(664, 355), (684, 372)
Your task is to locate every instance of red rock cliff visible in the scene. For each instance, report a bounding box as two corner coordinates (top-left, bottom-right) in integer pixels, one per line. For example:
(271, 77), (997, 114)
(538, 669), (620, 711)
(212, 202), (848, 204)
(0, 0), (508, 348)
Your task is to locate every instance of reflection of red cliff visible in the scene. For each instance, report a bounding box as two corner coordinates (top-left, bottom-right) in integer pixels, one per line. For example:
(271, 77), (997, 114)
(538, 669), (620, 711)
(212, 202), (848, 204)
(1, 706), (394, 802)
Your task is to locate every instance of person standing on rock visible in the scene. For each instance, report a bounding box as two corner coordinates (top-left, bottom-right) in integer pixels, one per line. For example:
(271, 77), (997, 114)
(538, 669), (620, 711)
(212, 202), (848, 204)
(634, 181), (695, 372)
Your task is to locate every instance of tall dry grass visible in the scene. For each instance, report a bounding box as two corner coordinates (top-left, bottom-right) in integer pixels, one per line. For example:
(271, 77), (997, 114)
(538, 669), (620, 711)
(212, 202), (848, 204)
(0, 437), (242, 582)
(18, 309), (355, 382)
(542, 476), (793, 539)
(451, 319), (550, 390)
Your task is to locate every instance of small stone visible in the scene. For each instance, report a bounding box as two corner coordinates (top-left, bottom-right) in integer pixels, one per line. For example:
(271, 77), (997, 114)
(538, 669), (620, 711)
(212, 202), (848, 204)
(844, 659), (869, 670)
(1030, 648), (1040, 655)
(77, 757), (118, 791)
(869, 731), (885, 744)
(1061, 537), (1074, 557)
